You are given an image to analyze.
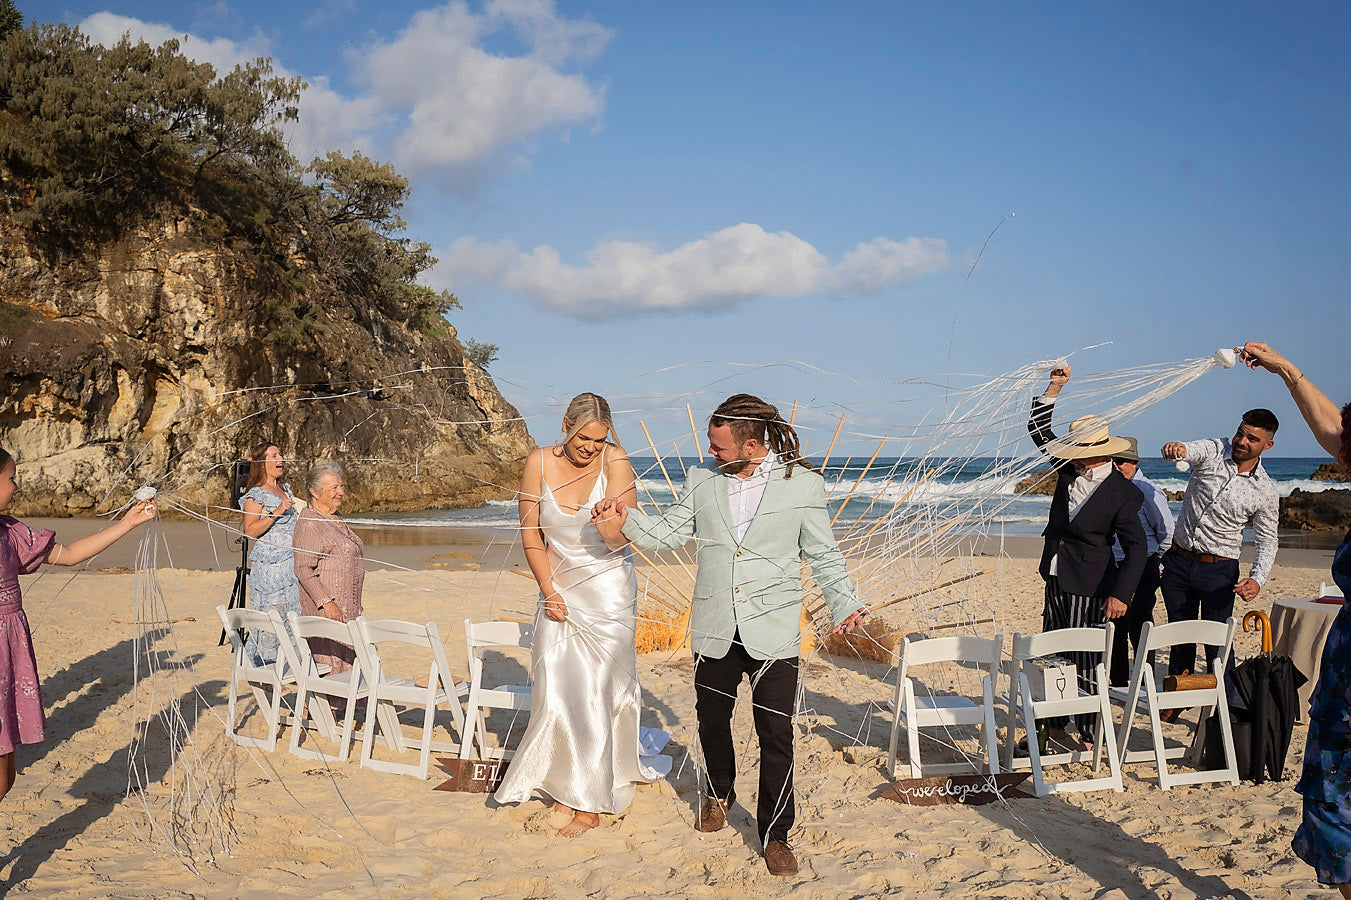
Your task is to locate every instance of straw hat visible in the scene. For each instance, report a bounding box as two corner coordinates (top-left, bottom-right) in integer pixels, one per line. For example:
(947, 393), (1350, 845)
(1043, 415), (1134, 460)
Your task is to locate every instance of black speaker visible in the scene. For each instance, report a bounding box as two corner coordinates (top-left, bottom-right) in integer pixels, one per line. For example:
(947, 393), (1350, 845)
(228, 459), (252, 511)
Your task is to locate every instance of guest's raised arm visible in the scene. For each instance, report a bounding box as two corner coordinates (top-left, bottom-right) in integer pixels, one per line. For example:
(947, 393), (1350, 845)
(1240, 341), (1343, 458)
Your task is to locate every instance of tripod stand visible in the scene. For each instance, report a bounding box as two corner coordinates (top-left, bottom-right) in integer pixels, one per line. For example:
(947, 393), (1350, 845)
(218, 532), (251, 646)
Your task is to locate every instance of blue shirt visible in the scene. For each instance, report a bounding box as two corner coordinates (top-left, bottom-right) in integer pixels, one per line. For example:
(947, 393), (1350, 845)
(1114, 470), (1173, 560)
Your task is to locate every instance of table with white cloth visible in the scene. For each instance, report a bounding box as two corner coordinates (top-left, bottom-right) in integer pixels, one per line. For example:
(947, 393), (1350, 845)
(1269, 597), (1344, 722)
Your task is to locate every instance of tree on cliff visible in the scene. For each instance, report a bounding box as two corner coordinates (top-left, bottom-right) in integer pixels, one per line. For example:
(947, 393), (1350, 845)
(0, 2), (21, 40)
(0, 22), (458, 334)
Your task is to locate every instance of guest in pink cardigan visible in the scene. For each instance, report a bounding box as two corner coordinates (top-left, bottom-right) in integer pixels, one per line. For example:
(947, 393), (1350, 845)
(0, 446), (155, 804)
(292, 462), (364, 674)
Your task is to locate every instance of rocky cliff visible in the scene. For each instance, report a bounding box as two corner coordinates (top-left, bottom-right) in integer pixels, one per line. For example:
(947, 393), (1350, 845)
(1311, 463), (1349, 482)
(1279, 489), (1351, 533)
(0, 215), (534, 517)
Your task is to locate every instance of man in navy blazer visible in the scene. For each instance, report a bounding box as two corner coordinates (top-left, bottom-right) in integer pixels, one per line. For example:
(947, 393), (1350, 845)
(1028, 365), (1148, 748)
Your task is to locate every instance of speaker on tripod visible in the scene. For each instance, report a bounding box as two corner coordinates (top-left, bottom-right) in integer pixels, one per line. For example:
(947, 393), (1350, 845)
(219, 458), (253, 647)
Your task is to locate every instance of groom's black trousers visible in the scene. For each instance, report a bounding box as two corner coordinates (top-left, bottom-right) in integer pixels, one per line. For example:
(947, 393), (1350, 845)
(694, 631), (798, 846)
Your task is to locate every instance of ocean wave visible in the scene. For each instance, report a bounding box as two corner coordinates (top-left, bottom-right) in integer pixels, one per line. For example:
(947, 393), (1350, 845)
(1152, 477), (1346, 498)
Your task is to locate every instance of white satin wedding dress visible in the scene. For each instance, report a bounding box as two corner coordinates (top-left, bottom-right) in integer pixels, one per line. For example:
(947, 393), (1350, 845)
(493, 462), (671, 814)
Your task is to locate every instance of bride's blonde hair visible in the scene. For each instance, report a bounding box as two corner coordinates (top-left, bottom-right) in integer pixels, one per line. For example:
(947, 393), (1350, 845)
(561, 392), (620, 448)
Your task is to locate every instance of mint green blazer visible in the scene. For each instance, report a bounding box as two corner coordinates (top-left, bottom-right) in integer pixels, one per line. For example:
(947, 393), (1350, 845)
(622, 459), (860, 661)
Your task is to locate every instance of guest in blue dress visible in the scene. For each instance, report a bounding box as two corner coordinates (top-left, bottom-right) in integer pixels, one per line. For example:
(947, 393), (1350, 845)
(1240, 342), (1351, 896)
(237, 442), (301, 666)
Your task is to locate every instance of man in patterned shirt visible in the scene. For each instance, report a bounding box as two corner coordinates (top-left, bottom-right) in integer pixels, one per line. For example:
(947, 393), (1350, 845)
(1160, 409), (1280, 677)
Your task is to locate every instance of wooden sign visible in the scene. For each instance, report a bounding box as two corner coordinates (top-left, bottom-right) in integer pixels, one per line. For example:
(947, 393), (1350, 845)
(433, 757), (509, 793)
(880, 773), (1033, 807)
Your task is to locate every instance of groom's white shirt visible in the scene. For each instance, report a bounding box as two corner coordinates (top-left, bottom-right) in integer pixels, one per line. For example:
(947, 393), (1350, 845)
(727, 451), (775, 542)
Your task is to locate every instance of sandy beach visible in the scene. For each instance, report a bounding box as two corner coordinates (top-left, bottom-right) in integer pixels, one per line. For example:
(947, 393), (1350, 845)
(1, 518), (1343, 899)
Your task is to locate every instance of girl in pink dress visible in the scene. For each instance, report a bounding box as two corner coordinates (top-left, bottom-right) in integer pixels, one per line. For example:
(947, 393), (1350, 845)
(0, 447), (155, 804)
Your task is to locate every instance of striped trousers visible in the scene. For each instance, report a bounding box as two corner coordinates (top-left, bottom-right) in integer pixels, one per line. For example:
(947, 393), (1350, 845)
(1042, 577), (1105, 737)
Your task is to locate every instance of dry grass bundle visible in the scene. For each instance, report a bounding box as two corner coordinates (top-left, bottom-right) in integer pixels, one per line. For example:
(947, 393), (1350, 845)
(635, 605), (690, 654)
(823, 617), (902, 664)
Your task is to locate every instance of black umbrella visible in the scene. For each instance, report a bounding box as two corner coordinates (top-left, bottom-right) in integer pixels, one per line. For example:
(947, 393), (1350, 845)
(1207, 610), (1307, 783)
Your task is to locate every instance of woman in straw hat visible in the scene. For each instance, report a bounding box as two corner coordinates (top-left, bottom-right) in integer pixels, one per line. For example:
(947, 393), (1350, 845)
(1028, 366), (1148, 751)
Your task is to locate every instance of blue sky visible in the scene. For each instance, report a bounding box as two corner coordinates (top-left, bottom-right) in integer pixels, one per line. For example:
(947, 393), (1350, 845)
(37, 1), (1351, 456)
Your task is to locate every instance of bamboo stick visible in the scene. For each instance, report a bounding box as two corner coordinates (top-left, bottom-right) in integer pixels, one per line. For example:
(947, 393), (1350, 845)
(818, 413), (847, 472)
(927, 616), (1001, 633)
(827, 454), (854, 497)
(638, 419), (700, 580)
(672, 441), (688, 477)
(687, 403), (703, 461)
(806, 554), (982, 620)
(865, 568), (993, 616)
(635, 571), (687, 615)
(629, 497), (697, 596)
(829, 439), (887, 527)
(629, 546), (694, 611)
(841, 467), (934, 543)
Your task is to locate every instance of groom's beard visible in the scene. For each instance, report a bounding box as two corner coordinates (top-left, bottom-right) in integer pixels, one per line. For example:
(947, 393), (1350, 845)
(715, 455), (754, 476)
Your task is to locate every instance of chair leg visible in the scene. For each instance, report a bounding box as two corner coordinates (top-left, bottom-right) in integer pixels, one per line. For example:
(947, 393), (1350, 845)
(416, 696), (437, 779)
(1146, 685), (1172, 790)
(289, 682), (309, 756)
(1021, 684), (1048, 797)
(1212, 688), (1240, 786)
(982, 676), (1000, 775)
(337, 685), (360, 761)
(1098, 688), (1124, 792)
(905, 683), (923, 779)
(359, 688), (379, 768)
(1003, 678), (1021, 771)
(227, 674), (241, 742)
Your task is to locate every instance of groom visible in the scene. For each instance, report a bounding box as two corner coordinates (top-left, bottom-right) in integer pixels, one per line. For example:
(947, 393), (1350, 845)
(593, 393), (867, 877)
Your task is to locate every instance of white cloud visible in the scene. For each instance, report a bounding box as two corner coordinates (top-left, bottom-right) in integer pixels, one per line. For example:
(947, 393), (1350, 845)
(437, 224), (950, 317)
(78, 1), (610, 188)
(358, 0), (609, 182)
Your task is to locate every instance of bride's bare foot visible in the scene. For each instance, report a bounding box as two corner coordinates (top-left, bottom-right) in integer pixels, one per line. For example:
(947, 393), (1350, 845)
(546, 801), (574, 826)
(558, 811), (599, 838)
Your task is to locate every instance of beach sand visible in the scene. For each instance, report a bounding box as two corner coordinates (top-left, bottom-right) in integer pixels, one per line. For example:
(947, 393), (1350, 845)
(2, 519), (1342, 898)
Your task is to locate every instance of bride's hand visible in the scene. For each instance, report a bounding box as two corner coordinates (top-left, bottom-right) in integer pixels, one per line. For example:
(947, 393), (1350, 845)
(543, 592), (569, 622)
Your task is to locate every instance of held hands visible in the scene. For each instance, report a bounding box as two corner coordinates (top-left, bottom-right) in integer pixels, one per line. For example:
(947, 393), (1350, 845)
(1102, 597), (1128, 619)
(831, 606), (870, 635)
(543, 591), (569, 622)
(1234, 578), (1261, 603)
(590, 498), (628, 544)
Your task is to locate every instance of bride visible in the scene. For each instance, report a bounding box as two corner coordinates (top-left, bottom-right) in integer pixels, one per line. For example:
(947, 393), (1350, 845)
(493, 392), (670, 837)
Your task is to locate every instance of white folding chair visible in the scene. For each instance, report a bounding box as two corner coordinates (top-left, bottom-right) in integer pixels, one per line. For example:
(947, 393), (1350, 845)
(352, 617), (469, 779)
(1114, 617), (1240, 790)
(218, 605), (306, 751)
(284, 613), (371, 763)
(1003, 625), (1123, 796)
(1320, 581), (1344, 599)
(460, 619), (534, 761)
(887, 633), (1003, 779)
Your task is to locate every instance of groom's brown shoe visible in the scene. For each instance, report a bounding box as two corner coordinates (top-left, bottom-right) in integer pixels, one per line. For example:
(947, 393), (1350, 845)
(695, 793), (733, 833)
(763, 840), (798, 876)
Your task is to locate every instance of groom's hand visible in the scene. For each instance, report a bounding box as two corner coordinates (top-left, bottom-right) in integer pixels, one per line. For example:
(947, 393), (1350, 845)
(831, 606), (870, 635)
(591, 498), (628, 544)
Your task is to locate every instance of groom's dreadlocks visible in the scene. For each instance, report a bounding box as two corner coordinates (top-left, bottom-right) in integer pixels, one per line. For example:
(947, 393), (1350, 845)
(709, 394), (813, 478)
